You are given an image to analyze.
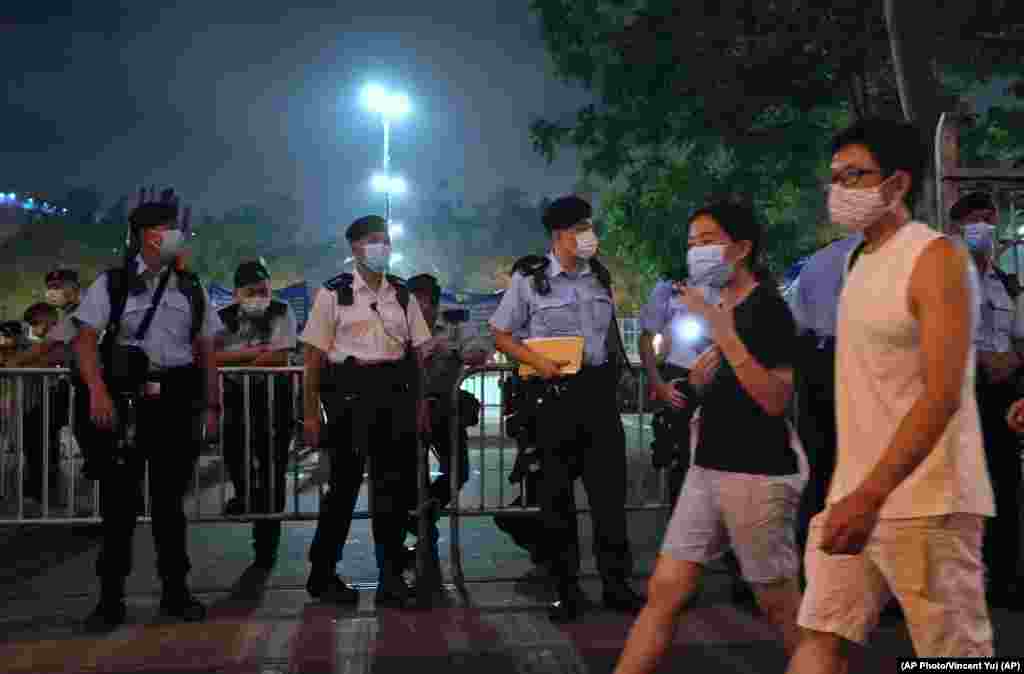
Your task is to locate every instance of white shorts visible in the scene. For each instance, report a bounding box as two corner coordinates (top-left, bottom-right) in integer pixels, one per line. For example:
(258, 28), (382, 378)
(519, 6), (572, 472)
(798, 511), (993, 656)
(660, 465), (804, 584)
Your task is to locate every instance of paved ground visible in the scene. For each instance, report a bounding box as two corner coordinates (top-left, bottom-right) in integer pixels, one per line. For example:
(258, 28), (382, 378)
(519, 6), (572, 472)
(1, 420), (1023, 672)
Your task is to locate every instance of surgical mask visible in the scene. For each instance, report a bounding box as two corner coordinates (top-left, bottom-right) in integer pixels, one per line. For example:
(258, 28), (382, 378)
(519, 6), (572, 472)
(158, 229), (185, 264)
(687, 245), (734, 288)
(45, 289), (67, 306)
(361, 243), (391, 273)
(240, 297), (271, 316)
(963, 222), (995, 255)
(827, 181), (895, 232)
(575, 230), (599, 260)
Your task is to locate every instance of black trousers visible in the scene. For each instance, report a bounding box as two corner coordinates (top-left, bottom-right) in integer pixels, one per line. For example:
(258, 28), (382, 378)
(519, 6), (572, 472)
(308, 362), (417, 579)
(795, 338), (838, 556)
(223, 375), (294, 557)
(533, 364), (632, 584)
(92, 367), (203, 592)
(23, 379), (69, 502)
(653, 364), (693, 505)
(976, 371), (1023, 589)
(424, 400), (470, 508)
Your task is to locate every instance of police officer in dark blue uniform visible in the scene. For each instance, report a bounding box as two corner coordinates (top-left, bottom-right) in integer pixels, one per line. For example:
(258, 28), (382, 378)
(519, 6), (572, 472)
(489, 195), (644, 622)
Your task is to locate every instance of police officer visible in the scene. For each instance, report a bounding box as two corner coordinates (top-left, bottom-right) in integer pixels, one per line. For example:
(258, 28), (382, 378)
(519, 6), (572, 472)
(300, 215), (431, 607)
(215, 259), (298, 570)
(786, 232), (863, 558)
(489, 195), (644, 622)
(73, 190), (223, 630)
(404, 273), (490, 561)
(9, 269), (83, 368)
(639, 276), (716, 502)
(951, 191), (1024, 609)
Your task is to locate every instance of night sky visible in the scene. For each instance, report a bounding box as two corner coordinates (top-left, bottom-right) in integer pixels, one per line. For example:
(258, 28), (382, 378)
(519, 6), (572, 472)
(0, 2), (591, 235)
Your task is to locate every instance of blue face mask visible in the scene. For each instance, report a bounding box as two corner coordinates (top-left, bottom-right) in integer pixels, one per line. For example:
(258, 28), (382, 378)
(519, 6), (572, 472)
(687, 244), (734, 288)
(963, 222), (995, 255)
(361, 243), (391, 273)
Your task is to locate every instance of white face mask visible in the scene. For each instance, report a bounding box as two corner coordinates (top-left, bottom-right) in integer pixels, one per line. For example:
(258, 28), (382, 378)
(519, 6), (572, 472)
(361, 243), (391, 273)
(574, 230), (599, 260)
(158, 229), (185, 264)
(827, 180), (897, 232)
(45, 289), (67, 306)
(687, 244), (734, 288)
(240, 297), (271, 316)
(963, 222), (996, 255)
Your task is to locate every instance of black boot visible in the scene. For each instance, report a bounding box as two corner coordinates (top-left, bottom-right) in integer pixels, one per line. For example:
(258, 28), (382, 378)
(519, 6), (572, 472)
(85, 580), (127, 632)
(376, 573), (411, 607)
(306, 572), (359, 604)
(160, 583), (206, 622)
(602, 575), (645, 612)
(548, 581), (586, 623)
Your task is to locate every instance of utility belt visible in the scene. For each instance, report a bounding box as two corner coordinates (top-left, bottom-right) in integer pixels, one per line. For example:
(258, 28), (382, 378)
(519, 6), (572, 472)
(321, 356), (414, 401)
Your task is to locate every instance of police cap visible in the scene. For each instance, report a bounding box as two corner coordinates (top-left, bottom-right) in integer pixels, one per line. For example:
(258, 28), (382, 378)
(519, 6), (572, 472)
(542, 195), (591, 233)
(407, 273), (441, 305)
(46, 268), (80, 287)
(949, 191), (996, 222)
(0, 321), (22, 339)
(345, 215), (388, 242)
(234, 259), (271, 288)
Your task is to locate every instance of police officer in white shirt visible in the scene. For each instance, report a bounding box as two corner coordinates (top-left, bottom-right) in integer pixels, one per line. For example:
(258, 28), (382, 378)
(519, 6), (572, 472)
(952, 191), (1024, 609)
(300, 215), (432, 608)
(73, 190), (223, 630)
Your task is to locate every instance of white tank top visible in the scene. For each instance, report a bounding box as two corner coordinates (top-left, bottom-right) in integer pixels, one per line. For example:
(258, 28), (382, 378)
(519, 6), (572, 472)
(829, 221), (994, 518)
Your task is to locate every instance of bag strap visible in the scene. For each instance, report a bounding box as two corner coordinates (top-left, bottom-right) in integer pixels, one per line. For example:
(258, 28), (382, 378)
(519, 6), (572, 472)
(134, 267), (172, 340)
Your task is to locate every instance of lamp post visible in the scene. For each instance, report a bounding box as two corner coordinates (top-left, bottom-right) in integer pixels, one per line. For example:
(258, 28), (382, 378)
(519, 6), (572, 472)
(362, 84), (410, 222)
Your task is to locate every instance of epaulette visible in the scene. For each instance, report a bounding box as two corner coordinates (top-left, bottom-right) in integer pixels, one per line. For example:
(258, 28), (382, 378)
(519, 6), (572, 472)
(512, 255), (552, 296)
(324, 272), (355, 306)
(589, 257), (613, 293)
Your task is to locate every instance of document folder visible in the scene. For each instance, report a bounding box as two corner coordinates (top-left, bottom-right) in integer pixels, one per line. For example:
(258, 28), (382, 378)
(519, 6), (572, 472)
(518, 336), (585, 378)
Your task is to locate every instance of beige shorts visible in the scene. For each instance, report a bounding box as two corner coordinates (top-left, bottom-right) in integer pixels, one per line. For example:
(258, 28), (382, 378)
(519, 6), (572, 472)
(661, 466), (804, 584)
(798, 511), (993, 657)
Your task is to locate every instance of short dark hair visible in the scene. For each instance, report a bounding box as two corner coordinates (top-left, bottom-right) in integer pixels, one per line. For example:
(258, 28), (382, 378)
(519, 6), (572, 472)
(830, 118), (929, 205)
(345, 215), (388, 242)
(689, 197), (777, 291)
(542, 195), (591, 233)
(407, 273), (441, 306)
(24, 302), (58, 324)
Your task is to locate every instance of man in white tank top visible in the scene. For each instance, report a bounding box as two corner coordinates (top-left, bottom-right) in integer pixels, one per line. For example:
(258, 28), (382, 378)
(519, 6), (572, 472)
(786, 119), (995, 672)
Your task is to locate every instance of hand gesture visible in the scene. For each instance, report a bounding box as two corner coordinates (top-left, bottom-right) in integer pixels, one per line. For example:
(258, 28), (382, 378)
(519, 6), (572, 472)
(535, 357), (569, 381)
(1008, 399), (1024, 434)
(689, 346), (721, 390)
(652, 380), (687, 409)
(819, 490), (882, 555)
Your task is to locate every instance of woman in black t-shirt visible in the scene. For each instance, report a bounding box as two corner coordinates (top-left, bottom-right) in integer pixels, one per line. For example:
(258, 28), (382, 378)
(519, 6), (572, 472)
(614, 201), (805, 674)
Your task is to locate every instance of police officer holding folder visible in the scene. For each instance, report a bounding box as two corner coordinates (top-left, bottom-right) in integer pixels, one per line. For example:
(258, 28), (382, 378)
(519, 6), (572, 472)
(490, 195), (644, 622)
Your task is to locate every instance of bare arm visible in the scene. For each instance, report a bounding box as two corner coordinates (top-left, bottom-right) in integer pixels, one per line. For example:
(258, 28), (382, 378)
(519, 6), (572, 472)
(196, 336), (220, 407)
(858, 238), (972, 506)
(714, 326), (794, 417)
(492, 328), (561, 375)
(639, 331), (662, 386)
(214, 346), (269, 367)
(303, 344), (325, 420)
(73, 328), (107, 396)
(6, 342), (55, 368)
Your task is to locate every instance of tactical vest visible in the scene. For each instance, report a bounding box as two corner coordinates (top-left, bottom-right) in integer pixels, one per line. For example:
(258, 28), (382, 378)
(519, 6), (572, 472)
(218, 299), (289, 342)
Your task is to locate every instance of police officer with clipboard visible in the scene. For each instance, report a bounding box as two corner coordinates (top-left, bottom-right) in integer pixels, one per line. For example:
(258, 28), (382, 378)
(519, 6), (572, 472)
(73, 188), (223, 630)
(490, 195), (644, 622)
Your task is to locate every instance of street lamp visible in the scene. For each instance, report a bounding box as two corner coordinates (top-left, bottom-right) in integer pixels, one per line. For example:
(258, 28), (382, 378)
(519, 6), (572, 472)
(362, 83), (410, 222)
(388, 221), (404, 238)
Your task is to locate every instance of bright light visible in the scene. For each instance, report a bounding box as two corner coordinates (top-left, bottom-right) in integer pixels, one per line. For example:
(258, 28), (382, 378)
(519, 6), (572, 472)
(372, 173), (407, 195)
(362, 84), (410, 119)
(389, 222), (404, 238)
(391, 252), (404, 264)
(679, 317), (703, 342)
(1018, 225), (1024, 236)
(652, 334), (663, 353)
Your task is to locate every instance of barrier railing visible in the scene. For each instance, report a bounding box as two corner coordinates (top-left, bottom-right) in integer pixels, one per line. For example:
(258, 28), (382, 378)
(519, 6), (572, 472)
(0, 367), (343, 525)
(444, 362), (674, 596)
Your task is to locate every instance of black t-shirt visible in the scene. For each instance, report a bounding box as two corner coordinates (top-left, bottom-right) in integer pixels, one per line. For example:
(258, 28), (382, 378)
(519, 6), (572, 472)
(694, 283), (799, 476)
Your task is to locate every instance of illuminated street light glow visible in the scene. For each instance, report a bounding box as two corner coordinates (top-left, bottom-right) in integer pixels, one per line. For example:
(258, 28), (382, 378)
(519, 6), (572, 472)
(390, 252), (404, 264)
(362, 84), (410, 119)
(389, 222), (404, 238)
(371, 173), (407, 196)
(679, 317), (703, 342)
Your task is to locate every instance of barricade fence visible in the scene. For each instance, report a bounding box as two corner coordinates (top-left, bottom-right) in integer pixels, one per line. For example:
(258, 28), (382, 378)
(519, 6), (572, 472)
(0, 364), (674, 528)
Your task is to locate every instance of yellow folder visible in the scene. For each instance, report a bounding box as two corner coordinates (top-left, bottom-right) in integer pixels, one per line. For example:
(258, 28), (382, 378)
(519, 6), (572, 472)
(518, 336), (585, 378)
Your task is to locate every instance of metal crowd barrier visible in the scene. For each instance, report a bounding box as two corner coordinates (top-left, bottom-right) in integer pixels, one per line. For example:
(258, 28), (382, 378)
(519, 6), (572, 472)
(444, 362), (675, 596)
(0, 366), (336, 525)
